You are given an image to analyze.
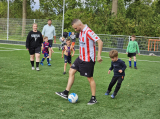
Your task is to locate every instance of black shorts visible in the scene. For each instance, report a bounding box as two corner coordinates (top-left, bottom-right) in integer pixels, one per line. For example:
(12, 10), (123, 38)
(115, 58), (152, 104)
(128, 53), (136, 57)
(48, 40), (53, 47)
(29, 47), (41, 55)
(71, 57), (95, 77)
(64, 55), (71, 64)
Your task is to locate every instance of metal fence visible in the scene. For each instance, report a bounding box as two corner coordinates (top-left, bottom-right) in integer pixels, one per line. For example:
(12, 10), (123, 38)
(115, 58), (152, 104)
(0, 18), (62, 41)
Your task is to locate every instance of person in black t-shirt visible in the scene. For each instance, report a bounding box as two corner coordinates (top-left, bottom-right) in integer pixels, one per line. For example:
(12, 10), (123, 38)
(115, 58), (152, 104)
(26, 23), (43, 71)
(105, 50), (127, 98)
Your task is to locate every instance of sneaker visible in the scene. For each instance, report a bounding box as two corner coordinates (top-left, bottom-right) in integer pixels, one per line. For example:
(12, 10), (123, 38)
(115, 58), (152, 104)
(40, 62), (43, 66)
(105, 90), (110, 95)
(32, 67), (35, 70)
(134, 67), (137, 69)
(48, 63), (51, 66)
(63, 72), (66, 75)
(111, 93), (116, 99)
(87, 99), (97, 105)
(55, 92), (68, 99)
(129, 66), (132, 68)
(49, 58), (51, 61)
(36, 67), (40, 71)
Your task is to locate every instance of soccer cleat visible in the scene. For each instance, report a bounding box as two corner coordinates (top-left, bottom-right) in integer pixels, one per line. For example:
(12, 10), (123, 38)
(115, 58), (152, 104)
(105, 90), (110, 95)
(63, 72), (66, 75)
(55, 92), (68, 99)
(87, 99), (97, 105)
(49, 58), (51, 61)
(48, 63), (51, 66)
(36, 67), (40, 71)
(134, 67), (137, 69)
(32, 67), (35, 70)
(40, 62), (43, 66)
(111, 93), (116, 99)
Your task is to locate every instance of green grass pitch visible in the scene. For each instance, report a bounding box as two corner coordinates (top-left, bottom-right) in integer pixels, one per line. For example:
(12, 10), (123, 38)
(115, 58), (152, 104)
(0, 44), (160, 119)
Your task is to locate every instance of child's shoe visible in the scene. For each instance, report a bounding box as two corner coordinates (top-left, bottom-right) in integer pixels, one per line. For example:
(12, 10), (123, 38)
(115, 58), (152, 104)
(48, 63), (51, 66)
(134, 67), (137, 69)
(63, 72), (66, 75)
(105, 90), (110, 95)
(32, 67), (35, 70)
(111, 93), (116, 99)
(40, 62), (43, 66)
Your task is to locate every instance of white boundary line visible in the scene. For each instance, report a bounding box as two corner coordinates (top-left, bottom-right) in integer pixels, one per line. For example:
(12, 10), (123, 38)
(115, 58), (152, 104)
(0, 45), (160, 63)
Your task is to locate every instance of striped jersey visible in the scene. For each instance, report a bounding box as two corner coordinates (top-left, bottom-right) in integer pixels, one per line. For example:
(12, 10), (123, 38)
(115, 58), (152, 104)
(79, 25), (100, 62)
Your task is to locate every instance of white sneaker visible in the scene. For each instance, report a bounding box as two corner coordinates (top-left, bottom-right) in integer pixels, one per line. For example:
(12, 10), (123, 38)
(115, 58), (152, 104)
(36, 67), (40, 71)
(32, 67), (35, 70)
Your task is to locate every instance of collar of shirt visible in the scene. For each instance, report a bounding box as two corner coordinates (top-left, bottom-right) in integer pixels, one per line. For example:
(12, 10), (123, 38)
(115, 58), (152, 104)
(47, 24), (52, 27)
(82, 24), (88, 32)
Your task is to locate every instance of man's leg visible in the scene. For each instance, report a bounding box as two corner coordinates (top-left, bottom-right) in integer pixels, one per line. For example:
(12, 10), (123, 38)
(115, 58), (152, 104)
(56, 68), (77, 99)
(49, 48), (52, 59)
(87, 77), (96, 96)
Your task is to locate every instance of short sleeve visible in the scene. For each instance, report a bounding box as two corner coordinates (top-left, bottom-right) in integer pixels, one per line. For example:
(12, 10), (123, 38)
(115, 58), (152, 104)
(87, 30), (100, 42)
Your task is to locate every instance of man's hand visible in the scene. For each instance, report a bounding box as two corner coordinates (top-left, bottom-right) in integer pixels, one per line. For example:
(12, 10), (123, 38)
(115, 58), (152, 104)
(54, 40), (56, 44)
(97, 55), (103, 63)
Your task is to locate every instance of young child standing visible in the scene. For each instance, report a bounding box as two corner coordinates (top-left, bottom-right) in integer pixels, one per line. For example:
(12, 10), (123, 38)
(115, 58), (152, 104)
(62, 38), (75, 74)
(126, 35), (140, 69)
(40, 36), (54, 66)
(70, 32), (76, 47)
(105, 50), (127, 99)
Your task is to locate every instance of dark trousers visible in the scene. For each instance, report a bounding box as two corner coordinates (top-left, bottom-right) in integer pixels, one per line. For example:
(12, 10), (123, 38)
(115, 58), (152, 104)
(108, 76), (124, 95)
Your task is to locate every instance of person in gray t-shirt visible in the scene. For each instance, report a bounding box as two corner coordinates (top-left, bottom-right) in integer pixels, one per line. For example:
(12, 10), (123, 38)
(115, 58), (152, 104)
(70, 32), (76, 47)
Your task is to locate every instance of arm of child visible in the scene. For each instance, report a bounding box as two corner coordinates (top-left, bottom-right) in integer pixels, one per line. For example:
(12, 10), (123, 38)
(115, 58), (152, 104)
(108, 70), (111, 74)
(71, 46), (75, 57)
(119, 61), (127, 73)
(62, 46), (65, 58)
(136, 42), (140, 55)
(108, 62), (113, 74)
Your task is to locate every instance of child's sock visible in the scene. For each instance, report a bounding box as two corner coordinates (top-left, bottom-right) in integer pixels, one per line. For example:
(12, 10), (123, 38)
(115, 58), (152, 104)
(134, 61), (136, 67)
(36, 62), (39, 68)
(47, 58), (50, 64)
(41, 58), (45, 63)
(129, 61), (131, 67)
(30, 61), (34, 67)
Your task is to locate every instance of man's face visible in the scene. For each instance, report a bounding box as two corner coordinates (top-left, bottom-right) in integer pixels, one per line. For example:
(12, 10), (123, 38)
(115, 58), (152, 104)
(72, 24), (81, 32)
(32, 24), (37, 31)
(48, 20), (52, 25)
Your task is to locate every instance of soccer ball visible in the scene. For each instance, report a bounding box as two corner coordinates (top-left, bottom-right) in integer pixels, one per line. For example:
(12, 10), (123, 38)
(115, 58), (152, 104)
(68, 93), (78, 103)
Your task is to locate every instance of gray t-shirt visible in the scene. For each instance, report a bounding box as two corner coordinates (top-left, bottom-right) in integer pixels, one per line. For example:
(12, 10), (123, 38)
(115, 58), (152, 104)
(70, 35), (76, 42)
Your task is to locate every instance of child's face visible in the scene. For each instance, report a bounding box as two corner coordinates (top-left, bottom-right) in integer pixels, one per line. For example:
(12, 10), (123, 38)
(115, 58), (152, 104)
(72, 32), (74, 35)
(111, 56), (118, 62)
(44, 38), (48, 42)
(66, 40), (71, 46)
(131, 37), (135, 41)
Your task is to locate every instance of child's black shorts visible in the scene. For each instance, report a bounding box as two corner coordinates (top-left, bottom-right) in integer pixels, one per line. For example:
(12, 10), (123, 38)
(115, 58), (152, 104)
(29, 47), (41, 55)
(64, 55), (71, 64)
(128, 53), (136, 57)
(71, 57), (95, 77)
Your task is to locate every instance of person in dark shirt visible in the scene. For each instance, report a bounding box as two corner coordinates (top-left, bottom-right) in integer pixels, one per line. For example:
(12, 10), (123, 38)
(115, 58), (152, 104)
(26, 23), (43, 71)
(40, 36), (54, 66)
(105, 50), (127, 98)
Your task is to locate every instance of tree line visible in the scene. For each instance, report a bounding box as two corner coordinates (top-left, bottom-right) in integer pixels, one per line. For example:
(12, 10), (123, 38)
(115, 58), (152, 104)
(0, 0), (160, 37)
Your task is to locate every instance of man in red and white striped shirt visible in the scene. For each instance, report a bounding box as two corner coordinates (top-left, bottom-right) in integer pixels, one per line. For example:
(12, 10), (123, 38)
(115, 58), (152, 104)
(56, 19), (103, 105)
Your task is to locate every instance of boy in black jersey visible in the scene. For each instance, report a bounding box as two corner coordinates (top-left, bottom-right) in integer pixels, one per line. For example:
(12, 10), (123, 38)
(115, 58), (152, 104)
(105, 50), (127, 98)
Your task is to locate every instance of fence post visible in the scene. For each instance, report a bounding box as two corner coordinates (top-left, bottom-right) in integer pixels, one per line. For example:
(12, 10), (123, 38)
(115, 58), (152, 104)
(129, 36), (130, 42)
(34, 19), (36, 23)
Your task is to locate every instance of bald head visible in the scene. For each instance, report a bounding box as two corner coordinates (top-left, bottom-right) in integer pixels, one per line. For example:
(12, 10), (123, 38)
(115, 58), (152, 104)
(72, 19), (85, 32)
(71, 19), (82, 25)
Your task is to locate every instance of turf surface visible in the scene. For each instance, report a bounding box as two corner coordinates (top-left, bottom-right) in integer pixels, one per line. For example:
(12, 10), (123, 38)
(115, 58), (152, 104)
(0, 44), (160, 119)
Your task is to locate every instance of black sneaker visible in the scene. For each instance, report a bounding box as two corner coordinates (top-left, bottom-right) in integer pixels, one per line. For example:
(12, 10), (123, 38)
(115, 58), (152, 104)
(63, 72), (66, 75)
(134, 67), (137, 69)
(87, 99), (97, 105)
(55, 92), (68, 99)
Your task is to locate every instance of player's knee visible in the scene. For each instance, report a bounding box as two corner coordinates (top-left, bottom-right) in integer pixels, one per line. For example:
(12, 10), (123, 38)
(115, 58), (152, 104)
(117, 82), (122, 87)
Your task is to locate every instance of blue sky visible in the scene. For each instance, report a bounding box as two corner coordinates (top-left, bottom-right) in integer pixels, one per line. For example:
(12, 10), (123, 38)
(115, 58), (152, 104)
(31, 0), (40, 11)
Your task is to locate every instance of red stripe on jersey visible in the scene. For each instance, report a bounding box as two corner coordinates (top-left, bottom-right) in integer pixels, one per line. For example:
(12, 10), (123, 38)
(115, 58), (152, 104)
(82, 37), (84, 42)
(87, 30), (94, 41)
(86, 37), (90, 62)
(80, 31), (83, 41)
(82, 47), (85, 61)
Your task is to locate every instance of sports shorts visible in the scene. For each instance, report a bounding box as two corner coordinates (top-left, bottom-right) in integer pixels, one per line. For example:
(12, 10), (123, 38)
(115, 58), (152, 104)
(128, 53), (136, 57)
(64, 55), (71, 64)
(71, 57), (95, 77)
(29, 47), (41, 55)
(48, 40), (53, 47)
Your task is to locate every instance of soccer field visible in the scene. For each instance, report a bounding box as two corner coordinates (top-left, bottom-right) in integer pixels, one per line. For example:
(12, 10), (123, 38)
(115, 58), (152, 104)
(0, 44), (160, 119)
